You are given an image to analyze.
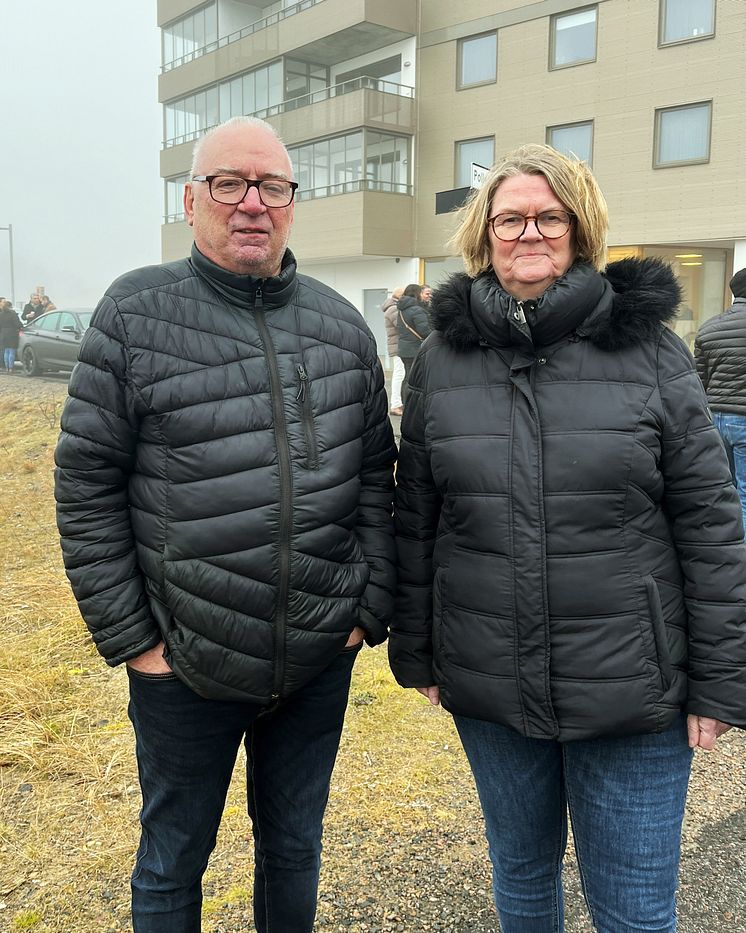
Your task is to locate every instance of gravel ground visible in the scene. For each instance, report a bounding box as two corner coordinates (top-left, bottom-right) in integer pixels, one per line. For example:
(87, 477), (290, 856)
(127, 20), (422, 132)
(3, 373), (745, 932)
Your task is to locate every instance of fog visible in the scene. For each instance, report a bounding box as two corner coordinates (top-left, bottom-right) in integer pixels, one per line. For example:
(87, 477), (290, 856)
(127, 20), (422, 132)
(0, 1), (162, 310)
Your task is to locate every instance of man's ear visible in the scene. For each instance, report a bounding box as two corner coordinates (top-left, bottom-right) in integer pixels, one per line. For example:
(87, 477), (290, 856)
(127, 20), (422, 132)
(184, 183), (195, 228)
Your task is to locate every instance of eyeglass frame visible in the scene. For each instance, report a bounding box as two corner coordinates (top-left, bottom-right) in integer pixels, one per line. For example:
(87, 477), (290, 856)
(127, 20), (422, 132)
(486, 210), (575, 241)
(191, 174), (299, 207)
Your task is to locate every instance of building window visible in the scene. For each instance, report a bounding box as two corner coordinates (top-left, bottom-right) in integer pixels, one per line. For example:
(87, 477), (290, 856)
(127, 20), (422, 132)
(455, 137), (495, 187)
(654, 101), (712, 167)
(165, 174), (189, 223)
(218, 61), (284, 122)
(547, 121), (594, 166)
(550, 6), (597, 69)
(162, 3), (217, 68)
(288, 131), (411, 199)
(457, 32), (497, 89)
(164, 88), (219, 146)
(659, 0), (715, 45)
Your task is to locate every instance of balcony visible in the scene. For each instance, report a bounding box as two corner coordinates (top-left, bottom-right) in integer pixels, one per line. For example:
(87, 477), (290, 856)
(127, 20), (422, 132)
(160, 76), (415, 177)
(161, 181), (414, 263)
(158, 0), (417, 102)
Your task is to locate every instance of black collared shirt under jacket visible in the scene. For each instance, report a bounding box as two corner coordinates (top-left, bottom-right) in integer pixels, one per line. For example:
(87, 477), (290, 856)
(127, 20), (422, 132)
(389, 259), (746, 741)
(55, 246), (397, 702)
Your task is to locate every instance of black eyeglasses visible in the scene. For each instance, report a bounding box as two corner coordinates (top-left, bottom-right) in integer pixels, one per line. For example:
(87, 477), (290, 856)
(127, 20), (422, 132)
(487, 210), (574, 241)
(192, 175), (299, 207)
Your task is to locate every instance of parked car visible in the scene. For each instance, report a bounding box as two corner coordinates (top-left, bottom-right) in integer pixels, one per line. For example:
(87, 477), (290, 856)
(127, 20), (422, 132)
(18, 308), (93, 376)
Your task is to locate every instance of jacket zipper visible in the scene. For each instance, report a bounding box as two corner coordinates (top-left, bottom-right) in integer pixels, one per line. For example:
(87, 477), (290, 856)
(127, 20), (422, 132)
(254, 284), (292, 699)
(296, 364), (319, 470)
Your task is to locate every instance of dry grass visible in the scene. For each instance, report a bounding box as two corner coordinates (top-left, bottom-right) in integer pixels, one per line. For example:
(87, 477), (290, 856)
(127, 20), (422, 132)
(0, 385), (485, 933)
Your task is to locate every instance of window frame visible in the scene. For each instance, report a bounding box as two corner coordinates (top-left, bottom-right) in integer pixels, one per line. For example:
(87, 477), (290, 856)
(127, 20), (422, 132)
(546, 119), (594, 167)
(653, 100), (713, 169)
(658, 0), (716, 48)
(549, 5), (598, 71)
(454, 136), (495, 188)
(456, 31), (498, 91)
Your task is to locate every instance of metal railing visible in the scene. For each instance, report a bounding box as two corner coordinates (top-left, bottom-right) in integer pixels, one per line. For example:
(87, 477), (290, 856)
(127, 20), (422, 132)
(163, 77), (415, 149)
(162, 0), (325, 73)
(296, 180), (412, 200)
(163, 179), (411, 221)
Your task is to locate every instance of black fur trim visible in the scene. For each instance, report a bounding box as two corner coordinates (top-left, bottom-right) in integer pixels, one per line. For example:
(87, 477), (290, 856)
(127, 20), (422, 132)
(431, 258), (682, 352)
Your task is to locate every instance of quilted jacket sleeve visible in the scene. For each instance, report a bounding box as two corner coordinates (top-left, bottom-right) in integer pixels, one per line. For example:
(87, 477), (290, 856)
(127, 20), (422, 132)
(355, 339), (397, 645)
(657, 329), (746, 727)
(54, 296), (161, 666)
(388, 348), (441, 687)
(692, 332), (709, 391)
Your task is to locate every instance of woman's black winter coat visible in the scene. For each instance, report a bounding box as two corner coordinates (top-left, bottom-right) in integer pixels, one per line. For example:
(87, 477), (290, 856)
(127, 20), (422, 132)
(396, 296), (431, 358)
(389, 259), (746, 741)
(0, 308), (22, 349)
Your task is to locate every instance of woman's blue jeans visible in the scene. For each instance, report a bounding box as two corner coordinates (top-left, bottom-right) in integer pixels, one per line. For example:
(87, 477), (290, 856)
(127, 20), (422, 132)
(126, 644), (361, 933)
(3, 347), (15, 370)
(454, 714), (693, 932)
(712, 411), (746, 527)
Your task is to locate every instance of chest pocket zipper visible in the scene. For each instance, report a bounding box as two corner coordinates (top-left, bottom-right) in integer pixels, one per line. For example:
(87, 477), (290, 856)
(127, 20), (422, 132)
(296, 364), (319, 470)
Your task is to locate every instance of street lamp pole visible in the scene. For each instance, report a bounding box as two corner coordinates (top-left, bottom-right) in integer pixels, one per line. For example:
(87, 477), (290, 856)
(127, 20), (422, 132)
(0, 224), (16, 307)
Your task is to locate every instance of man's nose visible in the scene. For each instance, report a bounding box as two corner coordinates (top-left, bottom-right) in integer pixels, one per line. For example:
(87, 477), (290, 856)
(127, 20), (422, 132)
(237, 184), (266, 212)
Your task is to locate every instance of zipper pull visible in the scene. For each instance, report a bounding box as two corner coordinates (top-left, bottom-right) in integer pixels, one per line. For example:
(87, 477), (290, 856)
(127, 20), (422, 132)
(255, 284), (263, 307)
(296, 364), (308, 401)
(513, 300), (526, 324)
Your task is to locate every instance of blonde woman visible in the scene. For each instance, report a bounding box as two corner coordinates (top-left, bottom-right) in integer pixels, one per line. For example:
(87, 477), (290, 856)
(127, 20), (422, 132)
(389, 145), (746, 932)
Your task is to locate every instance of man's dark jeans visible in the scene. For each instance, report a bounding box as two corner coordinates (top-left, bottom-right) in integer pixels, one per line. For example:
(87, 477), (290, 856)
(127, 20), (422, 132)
(126, 643), (361, 933)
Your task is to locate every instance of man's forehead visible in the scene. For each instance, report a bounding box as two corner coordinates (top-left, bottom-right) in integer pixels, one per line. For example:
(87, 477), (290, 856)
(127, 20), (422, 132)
(197, 127), (291, 175)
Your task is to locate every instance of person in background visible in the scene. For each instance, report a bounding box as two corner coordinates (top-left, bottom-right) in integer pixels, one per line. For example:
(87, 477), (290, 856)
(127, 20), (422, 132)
(694, 267), (746, 525)
(55, 115), (396, 933)
(390, 144), (746, 933)
(39, 294), (56, 312)
(420, 284), (433, 305)
(0, 298), (22, 373)
(21, 293), (43, 322)
(383, 285), (405, 416)
(396, 283), (431, 404)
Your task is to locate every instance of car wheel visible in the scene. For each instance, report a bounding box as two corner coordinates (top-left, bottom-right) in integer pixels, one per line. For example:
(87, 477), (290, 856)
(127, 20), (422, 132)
(22, 347), (42, 376)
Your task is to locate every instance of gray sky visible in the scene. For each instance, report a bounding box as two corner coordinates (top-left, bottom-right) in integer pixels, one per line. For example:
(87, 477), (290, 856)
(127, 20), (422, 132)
(0, 0), (163, 309)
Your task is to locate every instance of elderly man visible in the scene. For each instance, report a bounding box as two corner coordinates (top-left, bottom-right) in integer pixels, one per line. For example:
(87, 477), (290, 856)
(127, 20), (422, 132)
(55, 116), (396, 932)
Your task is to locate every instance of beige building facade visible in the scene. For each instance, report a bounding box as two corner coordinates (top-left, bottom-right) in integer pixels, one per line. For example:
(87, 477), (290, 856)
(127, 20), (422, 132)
(157, 0), (746, 355)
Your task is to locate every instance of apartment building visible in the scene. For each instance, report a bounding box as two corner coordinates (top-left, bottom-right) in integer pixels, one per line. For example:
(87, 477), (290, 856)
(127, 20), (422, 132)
(158, 0), (746, 356)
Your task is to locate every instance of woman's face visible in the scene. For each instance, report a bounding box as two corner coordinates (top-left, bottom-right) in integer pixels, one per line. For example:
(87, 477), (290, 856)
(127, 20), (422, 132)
(487, 173), (577, 301)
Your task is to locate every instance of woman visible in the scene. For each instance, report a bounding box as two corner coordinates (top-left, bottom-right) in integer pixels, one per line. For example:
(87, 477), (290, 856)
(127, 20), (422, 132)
(396, 283), (431, 403)
(389, 145), (746, 932)
(0, 299), (22, 373)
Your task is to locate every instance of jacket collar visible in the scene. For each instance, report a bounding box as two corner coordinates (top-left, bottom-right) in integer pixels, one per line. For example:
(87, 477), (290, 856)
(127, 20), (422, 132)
(190, 243), (298, 310)
(431, 257), (681, 352)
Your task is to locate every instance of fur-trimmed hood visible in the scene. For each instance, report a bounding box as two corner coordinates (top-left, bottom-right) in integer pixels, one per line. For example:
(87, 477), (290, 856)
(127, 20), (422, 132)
(430, 258), (681, 353)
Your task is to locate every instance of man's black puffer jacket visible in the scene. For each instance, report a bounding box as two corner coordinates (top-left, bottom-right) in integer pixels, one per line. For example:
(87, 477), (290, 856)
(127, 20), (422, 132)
(694, 297), (746, 415)
(55, 245), (397, 702)
(390, 258), (746, 741)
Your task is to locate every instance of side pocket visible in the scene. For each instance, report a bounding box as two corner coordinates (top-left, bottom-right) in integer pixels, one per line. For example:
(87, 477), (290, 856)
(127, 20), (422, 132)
(433, 568), (446, 656)
(296, 364), (319, 470)
(644, 575), (673, 691)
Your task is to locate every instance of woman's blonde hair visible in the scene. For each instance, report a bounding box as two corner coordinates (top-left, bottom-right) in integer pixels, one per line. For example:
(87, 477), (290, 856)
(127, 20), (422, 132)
(448, 144), (609, 278)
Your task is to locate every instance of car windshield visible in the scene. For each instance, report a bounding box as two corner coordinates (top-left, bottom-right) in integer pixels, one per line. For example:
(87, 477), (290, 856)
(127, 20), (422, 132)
(78, 312), (93, 329)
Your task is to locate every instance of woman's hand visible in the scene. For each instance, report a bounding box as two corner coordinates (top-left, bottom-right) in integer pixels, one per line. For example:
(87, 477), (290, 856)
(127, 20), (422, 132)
(416, 685), (440, 706)
(686, 714), (732, 750)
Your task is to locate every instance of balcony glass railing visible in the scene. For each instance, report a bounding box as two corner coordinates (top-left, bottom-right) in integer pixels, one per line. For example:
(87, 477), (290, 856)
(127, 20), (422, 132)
(162, 0), (325, 73)
(163, 77), (415, 149)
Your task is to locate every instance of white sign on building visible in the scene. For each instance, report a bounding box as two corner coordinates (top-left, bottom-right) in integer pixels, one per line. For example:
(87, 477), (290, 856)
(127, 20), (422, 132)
(471, 163), (489, 189)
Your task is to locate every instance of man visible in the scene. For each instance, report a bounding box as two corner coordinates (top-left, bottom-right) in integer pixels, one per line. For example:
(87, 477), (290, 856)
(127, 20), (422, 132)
(21, 293), (43, 322)
(694, 267), (746, 525)
(55, 116), (396, 932)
